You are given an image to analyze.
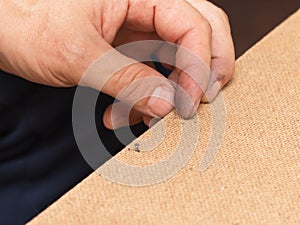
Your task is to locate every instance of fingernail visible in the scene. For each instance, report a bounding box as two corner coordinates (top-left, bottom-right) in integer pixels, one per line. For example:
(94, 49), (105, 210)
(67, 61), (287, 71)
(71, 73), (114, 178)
(147, 86), (174, 117)
(203, 80), (222, 103)
(175, 87), (198, 119)
(149, 117), (162, 128)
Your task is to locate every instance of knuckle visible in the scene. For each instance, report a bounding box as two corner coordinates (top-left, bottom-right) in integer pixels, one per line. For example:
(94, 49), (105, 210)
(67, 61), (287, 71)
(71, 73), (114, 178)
(203, 1), (230, 24)
(215, 7), (230, 22)
(199, 16), (213, 35)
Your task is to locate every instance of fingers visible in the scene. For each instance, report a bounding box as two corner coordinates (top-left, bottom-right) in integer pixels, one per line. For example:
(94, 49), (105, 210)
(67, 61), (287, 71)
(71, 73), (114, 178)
(156, 1), (212, 118)
(127, 0), (213, 119)
(103, 102), (160, 130)
(186, 0), (235, 102)
(80, 38), (175, 126)
(104, 62), (175, 118)
(174, 47), (211, 118)
(83, 0), (233, 130)
(103, 103), (142, 129)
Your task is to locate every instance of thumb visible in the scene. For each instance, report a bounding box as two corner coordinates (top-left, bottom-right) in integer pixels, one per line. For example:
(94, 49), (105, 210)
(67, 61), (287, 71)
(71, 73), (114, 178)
(80, 39), (175, 119)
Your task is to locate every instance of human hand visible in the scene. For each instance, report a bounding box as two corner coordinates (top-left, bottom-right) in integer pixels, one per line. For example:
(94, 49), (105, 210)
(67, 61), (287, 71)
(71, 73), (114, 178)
(185, 0), (235, 102)
(0, 0), (234, 129)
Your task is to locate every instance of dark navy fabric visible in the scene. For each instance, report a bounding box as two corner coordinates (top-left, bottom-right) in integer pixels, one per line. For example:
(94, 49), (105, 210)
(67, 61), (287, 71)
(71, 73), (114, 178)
(0, 70), (140, 225)
(0, 61), (170, 225)
(0, 71), (93, 225)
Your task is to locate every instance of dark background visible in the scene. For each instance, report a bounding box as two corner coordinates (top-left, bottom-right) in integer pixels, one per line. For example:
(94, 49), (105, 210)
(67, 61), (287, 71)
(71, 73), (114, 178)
(211, 0), (299, 58)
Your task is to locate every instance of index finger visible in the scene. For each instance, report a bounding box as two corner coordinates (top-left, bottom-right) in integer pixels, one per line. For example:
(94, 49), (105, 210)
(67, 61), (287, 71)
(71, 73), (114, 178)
(126, 0), (212, 118)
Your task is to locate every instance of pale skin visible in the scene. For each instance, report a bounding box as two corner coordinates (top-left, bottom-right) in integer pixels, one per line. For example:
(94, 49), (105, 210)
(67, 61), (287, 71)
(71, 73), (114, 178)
(0, 0), (235, 129)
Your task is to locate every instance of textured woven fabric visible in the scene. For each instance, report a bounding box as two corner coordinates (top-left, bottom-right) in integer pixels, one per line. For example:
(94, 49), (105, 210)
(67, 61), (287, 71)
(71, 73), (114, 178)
(28, 10), (300, 225)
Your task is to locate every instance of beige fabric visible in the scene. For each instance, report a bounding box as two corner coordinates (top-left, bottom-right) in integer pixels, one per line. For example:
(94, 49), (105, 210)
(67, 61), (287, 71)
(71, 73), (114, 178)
(29, 10), (300, 225)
